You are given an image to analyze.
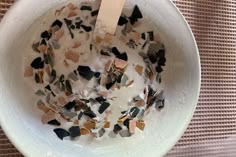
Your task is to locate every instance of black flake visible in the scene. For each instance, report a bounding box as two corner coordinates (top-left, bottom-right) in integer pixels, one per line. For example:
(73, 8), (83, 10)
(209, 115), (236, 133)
(77, 65), (95, 80)
(66, 80), (73, 94)
(41, 31), (52, 40)
(51, 19), (63, 28)
(113, 124), (122, 133)
(91, 10), (99, 16)
(31, 57), (42, 69)
(123, 119), (130, 129)
(78, 112), (83, 120)
(118, 16), (128, 26)
(129, 5), (143, 24)
(53, 128), (70, 140)
(148, 31), (154, 41)
(98, 102), (110, 114)
(117, 53), (128, 61)
(83, 110), (96, 118)
(64, 100), (77, 110)
(81, 25), (92, 32)
(80, 5), (92, 11)
(129, 107), (140, 118)
(69, 126), (81, 138)
(155, 66), (163, 73)
(64, 18), (74, 39)
(41, 39), (47, 46)
(48, 120), (61, 126)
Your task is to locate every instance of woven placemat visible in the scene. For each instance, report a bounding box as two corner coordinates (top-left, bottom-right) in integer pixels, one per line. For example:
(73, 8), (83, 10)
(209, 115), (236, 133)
(1, 0), (236, 156)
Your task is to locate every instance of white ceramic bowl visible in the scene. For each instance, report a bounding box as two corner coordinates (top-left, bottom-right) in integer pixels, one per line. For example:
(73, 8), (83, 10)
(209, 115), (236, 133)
(0, 0), (200, 157)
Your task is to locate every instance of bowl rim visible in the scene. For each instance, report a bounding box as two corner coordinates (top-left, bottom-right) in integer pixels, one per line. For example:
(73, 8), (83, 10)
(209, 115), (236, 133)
(0, 0), (201, 156)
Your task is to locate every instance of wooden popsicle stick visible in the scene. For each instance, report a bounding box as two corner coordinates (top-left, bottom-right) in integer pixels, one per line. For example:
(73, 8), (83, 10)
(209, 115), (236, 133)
(94, 0), (126, 36)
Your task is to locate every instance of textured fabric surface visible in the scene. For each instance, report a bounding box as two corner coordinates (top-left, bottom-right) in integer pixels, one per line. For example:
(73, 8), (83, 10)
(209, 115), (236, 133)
(1, 0), (236, 156)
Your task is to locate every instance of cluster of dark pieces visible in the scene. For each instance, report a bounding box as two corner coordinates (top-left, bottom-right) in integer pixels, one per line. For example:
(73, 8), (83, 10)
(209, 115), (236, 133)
(29, 3), (167, 140)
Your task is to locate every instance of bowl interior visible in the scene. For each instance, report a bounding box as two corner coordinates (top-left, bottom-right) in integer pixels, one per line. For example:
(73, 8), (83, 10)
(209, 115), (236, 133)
(0, 0), (200, 157)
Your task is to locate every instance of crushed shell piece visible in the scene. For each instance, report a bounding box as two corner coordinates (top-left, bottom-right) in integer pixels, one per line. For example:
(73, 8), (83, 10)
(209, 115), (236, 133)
(126, 80), (134, 87)
(54, 29), (64, 41)
(65, 50), (80, 63)
(24, 67), (33, 77)
(84, 121), (96, 130)
(105, 60), (113, 72)
(103, 121), (110, 128)
(80, 128), (90, 135)
(130, 32), (141, 43)
(135, 65), (143, 75)
(68, 11), (77, 18)
(41, 110), (56, 124)
(136, 120), (145, 131)
(114, 58), (128, 69)
(129, 120), (136, 134)
(104, 33), (113, 43)
(37, 45), (48, 53)
(96, 36), (103, 44)
(58, 97), (66, 106)
(74, 120), (79, 125)
(98, 91), (109, 97)
(134, 100), (145, 107)
(72, 41), (81, 48)
(37, 103), (50, 113)
(67, 3), (77, 10)
(118, 115), (129, 123)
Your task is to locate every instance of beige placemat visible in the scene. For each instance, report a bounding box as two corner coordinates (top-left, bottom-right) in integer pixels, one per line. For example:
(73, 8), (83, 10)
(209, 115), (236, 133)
(1, 0), (236, 156)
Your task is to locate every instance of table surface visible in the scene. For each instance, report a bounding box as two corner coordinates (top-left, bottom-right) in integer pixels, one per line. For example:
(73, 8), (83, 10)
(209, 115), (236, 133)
(1, 0), (236, 156)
